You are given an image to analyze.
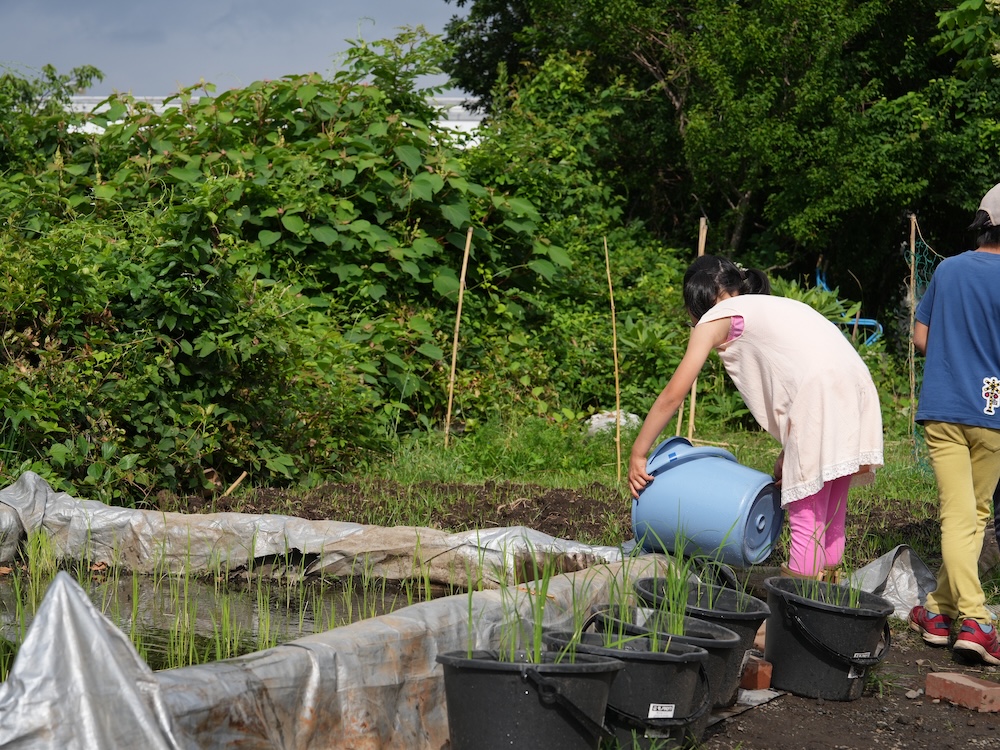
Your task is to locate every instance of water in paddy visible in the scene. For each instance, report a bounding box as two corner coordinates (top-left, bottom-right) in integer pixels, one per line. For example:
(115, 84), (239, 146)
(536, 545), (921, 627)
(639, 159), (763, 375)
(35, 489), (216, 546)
(0, 566), (438, 675)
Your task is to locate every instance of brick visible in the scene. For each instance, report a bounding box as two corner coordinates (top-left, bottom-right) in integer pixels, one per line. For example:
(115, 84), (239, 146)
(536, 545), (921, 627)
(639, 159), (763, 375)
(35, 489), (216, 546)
(740, 654), (772, 690)
(925, 672), (1000, 712)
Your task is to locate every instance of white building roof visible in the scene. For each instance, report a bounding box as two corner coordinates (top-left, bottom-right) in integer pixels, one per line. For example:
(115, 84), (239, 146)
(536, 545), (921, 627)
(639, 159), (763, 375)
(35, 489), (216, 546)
(67, 95), (483, 135)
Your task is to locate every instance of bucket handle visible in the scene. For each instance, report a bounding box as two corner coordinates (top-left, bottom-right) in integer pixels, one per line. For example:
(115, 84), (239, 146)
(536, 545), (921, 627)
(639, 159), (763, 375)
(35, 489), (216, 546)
(523, 667), (617, 744)
(784, 601), (892, 668)
(579, 606), (644, 638)
(645, 437), (737, 476)
(604, 661), (712, 730)
(581, 606), (607, 633)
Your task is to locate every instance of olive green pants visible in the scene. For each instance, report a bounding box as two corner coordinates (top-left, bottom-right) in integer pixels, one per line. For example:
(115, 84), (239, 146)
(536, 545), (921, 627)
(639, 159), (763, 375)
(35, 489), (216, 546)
(923, 421), (1000, 624)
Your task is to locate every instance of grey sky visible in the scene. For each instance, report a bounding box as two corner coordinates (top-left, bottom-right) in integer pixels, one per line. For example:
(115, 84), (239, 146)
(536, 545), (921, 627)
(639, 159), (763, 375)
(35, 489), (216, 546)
(0, 0), (464, 96)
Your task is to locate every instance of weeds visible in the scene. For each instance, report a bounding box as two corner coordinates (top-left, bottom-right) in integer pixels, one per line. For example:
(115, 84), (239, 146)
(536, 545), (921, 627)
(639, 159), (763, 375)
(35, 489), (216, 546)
(866, 663), (906, 698)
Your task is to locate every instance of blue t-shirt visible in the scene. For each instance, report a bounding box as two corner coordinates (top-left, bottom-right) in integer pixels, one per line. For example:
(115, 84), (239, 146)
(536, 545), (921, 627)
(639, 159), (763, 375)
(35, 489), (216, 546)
(915, 250), (1000, 429)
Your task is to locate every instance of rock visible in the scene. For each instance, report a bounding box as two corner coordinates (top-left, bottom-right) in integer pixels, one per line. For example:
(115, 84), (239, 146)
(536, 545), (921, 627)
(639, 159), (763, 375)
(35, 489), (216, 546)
(585, 410), (641, 436)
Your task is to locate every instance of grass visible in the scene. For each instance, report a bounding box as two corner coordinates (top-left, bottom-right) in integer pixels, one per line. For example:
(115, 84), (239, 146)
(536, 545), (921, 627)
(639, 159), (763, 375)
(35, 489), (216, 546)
(984, 568), (1000, 597)
(371, 416), (635, 489)
(865, 660), (909, 699)
(349, 415), (943, 563)
(343, 414), (965, 612)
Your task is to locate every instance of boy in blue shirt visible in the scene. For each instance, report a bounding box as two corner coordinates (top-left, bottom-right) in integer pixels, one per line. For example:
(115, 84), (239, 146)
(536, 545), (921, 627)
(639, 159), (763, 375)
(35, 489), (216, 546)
(909, 183), (1000, 664)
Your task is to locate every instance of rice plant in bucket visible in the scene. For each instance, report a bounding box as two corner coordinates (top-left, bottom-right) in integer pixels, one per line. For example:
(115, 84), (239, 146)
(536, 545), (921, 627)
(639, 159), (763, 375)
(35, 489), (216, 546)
(493, 539), (566, 663)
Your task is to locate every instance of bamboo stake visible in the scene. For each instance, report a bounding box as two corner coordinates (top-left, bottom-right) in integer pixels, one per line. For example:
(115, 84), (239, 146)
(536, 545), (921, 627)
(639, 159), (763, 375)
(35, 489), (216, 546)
(604, 236), (622, 482)
(221, 471), (248, 499)
(445, 227), (474, 448)
(687, 217), (708, 441)
(691, 438), (732, 447)
(908, 213), (917, 449)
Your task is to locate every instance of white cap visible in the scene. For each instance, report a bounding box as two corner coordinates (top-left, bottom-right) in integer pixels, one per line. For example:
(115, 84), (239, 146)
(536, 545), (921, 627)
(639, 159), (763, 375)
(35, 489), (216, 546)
(978, 183), (1000, 225)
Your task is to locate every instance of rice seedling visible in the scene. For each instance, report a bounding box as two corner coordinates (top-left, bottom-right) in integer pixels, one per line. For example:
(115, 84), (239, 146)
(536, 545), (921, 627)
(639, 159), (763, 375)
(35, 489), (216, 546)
(254, 579), (277, 653)
(495, 540), (563, 663)
(23, 531), (59, 610)
(633, 529), (702, 637)
(458, 532), (487, 658)
(0, 529), (433, 677)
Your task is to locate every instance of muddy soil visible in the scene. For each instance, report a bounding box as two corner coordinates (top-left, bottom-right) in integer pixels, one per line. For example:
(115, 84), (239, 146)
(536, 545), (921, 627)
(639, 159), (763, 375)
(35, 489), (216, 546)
(176, 479), (1000, 749)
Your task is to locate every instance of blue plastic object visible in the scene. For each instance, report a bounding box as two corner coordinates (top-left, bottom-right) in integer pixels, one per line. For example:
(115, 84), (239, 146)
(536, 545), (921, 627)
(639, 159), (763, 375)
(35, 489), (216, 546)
(815, 267), (883, 346)
(632, 436), (783, 568)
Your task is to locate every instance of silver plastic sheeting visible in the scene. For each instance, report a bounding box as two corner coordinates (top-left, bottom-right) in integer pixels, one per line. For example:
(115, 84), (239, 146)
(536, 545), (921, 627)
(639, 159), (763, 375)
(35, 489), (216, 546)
(0, 472), (624, 587)
(0, 558), (671, 749)
(846, 545), (1000, 619)
(848, 544), (938, 618)
(0, 472), (654, 748)
(0, 572), (188, 749)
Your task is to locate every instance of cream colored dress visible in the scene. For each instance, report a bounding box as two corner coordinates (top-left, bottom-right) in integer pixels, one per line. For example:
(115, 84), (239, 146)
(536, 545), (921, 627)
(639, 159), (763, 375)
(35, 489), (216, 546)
(700, 295), (883, 506)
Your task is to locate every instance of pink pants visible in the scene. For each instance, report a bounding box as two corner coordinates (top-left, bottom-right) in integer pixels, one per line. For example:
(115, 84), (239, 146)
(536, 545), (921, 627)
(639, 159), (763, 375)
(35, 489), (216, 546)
(786, 475), (852, 576)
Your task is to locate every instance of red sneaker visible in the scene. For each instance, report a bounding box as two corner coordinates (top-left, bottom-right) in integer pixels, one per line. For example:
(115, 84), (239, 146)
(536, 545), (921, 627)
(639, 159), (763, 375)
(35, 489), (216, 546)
(953, 619), (1000, 665)
(908, 605), (952, 646)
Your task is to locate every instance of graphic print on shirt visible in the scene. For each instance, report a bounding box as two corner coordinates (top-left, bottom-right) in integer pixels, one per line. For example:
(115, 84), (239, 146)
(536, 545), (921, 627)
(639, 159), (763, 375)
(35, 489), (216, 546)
(983, 376), (1000, 415)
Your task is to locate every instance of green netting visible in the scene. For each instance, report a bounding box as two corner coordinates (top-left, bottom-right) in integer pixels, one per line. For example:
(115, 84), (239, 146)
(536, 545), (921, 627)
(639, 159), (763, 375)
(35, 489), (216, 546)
(911, 427), (933, 477)
(907, 218), (945, 474)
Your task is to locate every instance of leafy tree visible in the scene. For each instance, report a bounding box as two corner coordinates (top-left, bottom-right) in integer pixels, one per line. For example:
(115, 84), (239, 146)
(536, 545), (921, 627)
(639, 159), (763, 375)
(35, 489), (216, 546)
(936, 0), (1000, 76)
(0, 64), (103, 173)
(442, 0), (994, 322)
(442, 0), (535, 111)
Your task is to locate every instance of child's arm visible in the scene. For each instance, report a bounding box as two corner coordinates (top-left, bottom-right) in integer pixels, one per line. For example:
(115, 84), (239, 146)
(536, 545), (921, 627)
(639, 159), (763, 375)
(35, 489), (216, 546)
(913, 320), (929, 355)
(628, 317), (731, 499)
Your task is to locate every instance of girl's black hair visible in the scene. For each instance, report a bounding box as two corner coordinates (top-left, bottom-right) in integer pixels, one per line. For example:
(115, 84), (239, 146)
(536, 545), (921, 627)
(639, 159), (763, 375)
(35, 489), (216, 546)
(682, 255), (771, 320)
(969, 209), (1000, 248)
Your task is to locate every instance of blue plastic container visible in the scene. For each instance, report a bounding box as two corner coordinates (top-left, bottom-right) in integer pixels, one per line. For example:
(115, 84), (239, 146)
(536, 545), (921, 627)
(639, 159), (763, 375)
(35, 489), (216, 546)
(632, 436), (783, 568)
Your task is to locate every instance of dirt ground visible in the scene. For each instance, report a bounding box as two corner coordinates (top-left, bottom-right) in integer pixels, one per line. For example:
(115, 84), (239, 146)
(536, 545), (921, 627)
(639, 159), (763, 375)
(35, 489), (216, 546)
(178, 479), (1000, 749)
(698, 583), (1000, 750)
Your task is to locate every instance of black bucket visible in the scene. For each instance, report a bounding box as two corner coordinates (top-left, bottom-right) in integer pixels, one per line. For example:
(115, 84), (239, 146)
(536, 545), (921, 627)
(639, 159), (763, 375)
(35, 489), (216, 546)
(635, 577), (770, 678)
(588, 605), (743, 710)
(763, 576), (893, 701)
(436, 649), (624, 749)
(543, 630), (711, 750)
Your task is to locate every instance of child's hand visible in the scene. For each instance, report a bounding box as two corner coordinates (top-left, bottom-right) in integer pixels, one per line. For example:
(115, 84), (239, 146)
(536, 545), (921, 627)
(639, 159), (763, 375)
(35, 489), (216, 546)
(628, 454), (654, 499)
(773, 450), (784, 487)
